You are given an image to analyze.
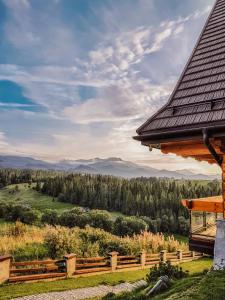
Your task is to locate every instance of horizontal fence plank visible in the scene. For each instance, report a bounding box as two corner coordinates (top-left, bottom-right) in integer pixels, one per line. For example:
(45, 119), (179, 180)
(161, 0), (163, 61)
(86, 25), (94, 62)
(10, 266), (60, 274)
(76, 262), (108, 268)
(77, 257), (105, 262)
(117, 255), (136, 260)
(75, 267), (111, 275)
(9, 272), (66, 283)
(12, 259), (64, 267)
(118, 260), (139, 265)
(117, 264), (141, 269)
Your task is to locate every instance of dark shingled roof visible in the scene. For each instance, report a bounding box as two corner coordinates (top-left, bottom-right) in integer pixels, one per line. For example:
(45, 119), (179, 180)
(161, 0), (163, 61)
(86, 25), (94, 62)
(135, 0), (225, 143)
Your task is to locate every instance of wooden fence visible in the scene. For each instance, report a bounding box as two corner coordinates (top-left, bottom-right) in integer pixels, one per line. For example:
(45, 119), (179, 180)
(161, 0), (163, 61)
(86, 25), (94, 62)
(0, 250), (203, 284)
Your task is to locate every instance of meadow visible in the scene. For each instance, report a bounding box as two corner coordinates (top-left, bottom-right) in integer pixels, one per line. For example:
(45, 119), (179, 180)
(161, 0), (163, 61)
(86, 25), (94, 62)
(0, 183), (73, 213)
(0, 221), (188, 261)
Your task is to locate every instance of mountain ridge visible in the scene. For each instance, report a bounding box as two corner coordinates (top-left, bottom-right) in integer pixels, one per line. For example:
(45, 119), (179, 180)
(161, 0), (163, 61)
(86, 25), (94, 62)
(0, 155), (219, 180)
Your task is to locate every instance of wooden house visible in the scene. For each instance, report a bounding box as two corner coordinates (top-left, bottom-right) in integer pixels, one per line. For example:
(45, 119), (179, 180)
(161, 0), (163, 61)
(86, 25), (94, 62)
(134, 0), (225, 256)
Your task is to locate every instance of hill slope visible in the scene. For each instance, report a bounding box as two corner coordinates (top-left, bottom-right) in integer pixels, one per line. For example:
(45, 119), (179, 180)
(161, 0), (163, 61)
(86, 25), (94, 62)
(151, 270), (225, 300)
(0, 184), (73, 213)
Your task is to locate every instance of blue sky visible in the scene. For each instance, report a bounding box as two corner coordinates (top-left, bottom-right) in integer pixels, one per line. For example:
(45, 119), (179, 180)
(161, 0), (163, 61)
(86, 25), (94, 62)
(0, 0), (220, 174)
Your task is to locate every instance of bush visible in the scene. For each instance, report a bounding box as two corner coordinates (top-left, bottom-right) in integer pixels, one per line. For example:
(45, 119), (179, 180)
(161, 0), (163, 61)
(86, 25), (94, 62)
(20, 209), (40, 225)
(41, 210), (58, 225)
(12, 243), (49, 261)
(7, 221), (27, 236)
(44, 226), (82, 258)
(88, 210), (113, 232)
(58, 209), (90, 228)
(4, 204), (39, 225)
(146, 261), (188, 282)
(114, 216), (148, 236)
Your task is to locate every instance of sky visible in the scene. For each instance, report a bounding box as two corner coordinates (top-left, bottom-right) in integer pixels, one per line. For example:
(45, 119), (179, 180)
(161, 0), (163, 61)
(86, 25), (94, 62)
(0, 0), (220, 175)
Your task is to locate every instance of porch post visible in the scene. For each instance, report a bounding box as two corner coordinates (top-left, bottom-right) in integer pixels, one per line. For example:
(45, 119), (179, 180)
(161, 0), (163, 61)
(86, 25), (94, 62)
(213, 159), (225, 270)
(214, 220), (225, 270)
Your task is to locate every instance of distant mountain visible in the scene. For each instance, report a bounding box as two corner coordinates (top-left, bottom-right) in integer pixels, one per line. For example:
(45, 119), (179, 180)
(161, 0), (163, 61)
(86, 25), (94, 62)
(0, 155), (220, 180)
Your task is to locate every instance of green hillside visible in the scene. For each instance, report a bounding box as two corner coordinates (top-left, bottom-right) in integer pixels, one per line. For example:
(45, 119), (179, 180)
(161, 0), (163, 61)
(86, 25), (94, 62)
(151, 270), (225, 300)
(98, 259), (225, 300)
(0, 183), (73, 213)
(0, 183), (124, 226)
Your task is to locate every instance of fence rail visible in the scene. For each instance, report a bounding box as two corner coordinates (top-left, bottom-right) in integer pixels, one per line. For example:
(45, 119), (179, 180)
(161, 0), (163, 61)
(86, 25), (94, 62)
(9, 258), (66, 283)
(0, 250), (203, 284)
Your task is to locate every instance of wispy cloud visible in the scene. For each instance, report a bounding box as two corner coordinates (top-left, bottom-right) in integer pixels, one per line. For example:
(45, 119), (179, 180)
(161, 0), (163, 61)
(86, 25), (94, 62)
(0, 0), (219, 174)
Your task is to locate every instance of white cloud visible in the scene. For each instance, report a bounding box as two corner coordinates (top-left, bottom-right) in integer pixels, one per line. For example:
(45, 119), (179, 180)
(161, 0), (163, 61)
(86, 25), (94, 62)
(0, 0), (218, 175)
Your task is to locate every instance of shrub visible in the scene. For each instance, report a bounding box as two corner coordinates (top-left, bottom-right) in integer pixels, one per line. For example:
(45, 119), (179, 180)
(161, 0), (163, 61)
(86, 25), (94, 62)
(146, 261), (188, 282)
(7, 221), (27, 237)
(114, 216), (148, 237)
(88, 210), (113, 232)
(58, 209), (90, 228)
(20, 209), (40, 225)
(12, 243), (49, 261)
(4, 204), (40, 225)
(44, 226), (82, 258)
(41, 209), (58, 225)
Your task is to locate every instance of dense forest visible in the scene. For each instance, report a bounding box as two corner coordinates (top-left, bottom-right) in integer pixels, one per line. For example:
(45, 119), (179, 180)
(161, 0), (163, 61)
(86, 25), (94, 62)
(41, 174), (221, 217)
(0, 169), (221, 235)
(41, 174), (221, 234)
(0, 168), (55, 188)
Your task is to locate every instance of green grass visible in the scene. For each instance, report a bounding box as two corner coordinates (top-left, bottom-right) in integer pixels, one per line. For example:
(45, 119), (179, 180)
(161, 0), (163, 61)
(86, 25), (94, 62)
(152, 270), (225, 300)
(179, 257), (212, 275)
(85, 259), (214, 300)
(150, 275), (203, 300)
(0, 269), (149, 300)
(0, 184), (125, 218)
(0, 184), (73, 213)
(151, 258), (213, 299)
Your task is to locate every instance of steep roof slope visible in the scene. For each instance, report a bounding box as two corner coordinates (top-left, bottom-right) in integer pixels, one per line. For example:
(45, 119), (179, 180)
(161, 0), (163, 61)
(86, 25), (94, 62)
(136, 0), (225, 142)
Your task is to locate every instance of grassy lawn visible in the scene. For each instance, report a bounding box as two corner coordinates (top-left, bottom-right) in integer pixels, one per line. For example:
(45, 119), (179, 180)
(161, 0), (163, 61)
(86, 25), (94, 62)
(179, 257), (213, 274)
(0, 269), (149, 300)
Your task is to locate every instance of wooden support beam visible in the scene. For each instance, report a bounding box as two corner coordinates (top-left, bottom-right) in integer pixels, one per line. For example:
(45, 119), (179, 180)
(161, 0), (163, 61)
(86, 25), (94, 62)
(161, 139), (223, 165)
(161, 141), (222, 157)
(182, 196), (223, 213)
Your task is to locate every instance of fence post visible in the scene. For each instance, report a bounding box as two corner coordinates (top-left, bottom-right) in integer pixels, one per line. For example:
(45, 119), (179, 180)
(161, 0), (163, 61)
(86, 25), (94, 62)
(160, 250), (167, 262)
(177, 250), (183, 261)
(109, 252), (118, 272)
(64, 254), (76, 277)
(191, 251), (195, 259)
(0, 255), (12, 284)
(140, 250), (146, 269)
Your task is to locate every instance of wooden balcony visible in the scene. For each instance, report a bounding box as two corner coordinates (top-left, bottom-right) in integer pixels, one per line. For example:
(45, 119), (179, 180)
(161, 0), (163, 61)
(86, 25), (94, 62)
(181, 196), (223, 256)
(182, 195), (223, 213)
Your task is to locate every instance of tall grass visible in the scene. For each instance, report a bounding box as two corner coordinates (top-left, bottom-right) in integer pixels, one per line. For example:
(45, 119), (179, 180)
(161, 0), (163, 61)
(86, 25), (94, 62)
(0, 222), (188, 260)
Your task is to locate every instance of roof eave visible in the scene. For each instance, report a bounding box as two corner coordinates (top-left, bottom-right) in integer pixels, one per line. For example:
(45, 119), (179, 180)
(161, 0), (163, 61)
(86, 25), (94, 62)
(133, 124), (225, 145)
